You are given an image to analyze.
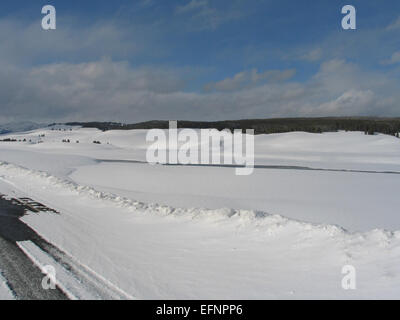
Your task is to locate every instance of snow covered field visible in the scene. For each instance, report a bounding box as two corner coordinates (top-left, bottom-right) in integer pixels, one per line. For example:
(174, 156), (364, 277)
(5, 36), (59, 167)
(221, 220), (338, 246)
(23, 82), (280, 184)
(0, 126), (400, 299)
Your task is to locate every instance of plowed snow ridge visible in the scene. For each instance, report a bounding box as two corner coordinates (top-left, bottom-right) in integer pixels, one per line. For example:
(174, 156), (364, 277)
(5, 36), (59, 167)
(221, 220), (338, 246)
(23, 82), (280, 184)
(1, 161), (399, 243)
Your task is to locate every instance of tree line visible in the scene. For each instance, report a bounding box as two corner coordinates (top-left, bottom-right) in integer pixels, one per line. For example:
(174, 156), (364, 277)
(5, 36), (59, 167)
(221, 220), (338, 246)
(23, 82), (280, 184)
(61, 117), (400, 136)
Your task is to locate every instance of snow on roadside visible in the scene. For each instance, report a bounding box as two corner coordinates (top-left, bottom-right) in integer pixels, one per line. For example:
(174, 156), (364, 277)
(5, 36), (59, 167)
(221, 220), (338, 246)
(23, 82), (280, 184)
(0, 161), (370, 233)
(1, 160), (400, 298)
(70, 161), (400, 232)
(1, 159), (400, 249)
(0, 271), (15, 300)
(17, 241), (134, 300)
(0, 160), (398, 235)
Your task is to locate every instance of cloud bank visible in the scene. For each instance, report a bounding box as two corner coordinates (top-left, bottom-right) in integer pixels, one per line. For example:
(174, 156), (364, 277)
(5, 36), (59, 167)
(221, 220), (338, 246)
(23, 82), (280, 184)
(1, 57), (399, 124)
(0, 4), (400, 124)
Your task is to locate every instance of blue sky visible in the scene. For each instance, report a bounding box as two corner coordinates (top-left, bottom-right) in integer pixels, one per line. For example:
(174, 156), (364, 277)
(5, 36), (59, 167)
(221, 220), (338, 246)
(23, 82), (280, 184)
(0, 0), (400, 123)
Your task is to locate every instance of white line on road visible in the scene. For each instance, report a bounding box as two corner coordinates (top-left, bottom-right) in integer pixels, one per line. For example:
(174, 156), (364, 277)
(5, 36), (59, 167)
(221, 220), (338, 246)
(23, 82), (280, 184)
(0, 271), (15, 300)
(17, 240), (134, 300)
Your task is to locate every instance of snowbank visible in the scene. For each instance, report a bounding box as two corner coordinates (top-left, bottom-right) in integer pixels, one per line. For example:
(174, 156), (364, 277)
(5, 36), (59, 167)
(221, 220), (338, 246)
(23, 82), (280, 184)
(1, 161), (400, 298)
(1, 160), (399, 242)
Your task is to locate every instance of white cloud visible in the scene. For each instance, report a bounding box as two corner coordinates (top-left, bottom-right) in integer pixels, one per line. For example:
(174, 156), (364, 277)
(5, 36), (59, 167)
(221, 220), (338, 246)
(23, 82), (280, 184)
(0, 15), (399, 124)
(300, 48), (323, 62)
(386, 16), (400, 30)
(310, 90), (375, 115)
(176, 0), (208, 14)
(29, 59), (186, 94)
(0, 17), (162, 65)
(381, 51), (400, 65)
(175, 0), (244, 31)
(204, 69), (296, 92)
(1, 58), (399, 124)
(0, 59), (190, 123)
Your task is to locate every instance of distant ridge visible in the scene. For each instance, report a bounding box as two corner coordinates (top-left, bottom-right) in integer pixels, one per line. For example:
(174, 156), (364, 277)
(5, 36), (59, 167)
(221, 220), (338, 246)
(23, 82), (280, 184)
(63, 117), (400, 136)
(0, 121), (46, 135)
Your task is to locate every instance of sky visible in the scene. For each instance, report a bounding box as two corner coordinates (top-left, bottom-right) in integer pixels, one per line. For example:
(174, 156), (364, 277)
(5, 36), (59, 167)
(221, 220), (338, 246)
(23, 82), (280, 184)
(0, 0), (400, 124)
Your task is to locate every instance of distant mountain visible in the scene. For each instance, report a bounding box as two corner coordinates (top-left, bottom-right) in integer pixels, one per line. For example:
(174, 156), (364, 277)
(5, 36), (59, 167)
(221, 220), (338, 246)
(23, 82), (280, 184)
(0, 121), (46, 134)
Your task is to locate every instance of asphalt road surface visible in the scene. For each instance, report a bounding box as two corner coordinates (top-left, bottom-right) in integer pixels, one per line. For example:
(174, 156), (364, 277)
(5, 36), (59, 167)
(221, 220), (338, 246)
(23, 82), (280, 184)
(0, 195), (68, 300)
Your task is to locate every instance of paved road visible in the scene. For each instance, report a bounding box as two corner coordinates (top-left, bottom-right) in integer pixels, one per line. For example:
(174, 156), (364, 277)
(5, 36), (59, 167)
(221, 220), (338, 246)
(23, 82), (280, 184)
(0, 195), (68, 300)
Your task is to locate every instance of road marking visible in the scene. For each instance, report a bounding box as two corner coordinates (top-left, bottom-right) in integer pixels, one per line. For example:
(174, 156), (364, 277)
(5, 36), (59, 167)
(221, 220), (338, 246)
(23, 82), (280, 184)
(0, 271), (15, 300)
(17, 240), (92, 300)
(17, 240), (135, 300)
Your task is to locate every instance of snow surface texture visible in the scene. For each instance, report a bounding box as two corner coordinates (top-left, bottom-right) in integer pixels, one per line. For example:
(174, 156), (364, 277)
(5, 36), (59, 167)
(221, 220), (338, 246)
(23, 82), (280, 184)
(1, 127), (400, 299)
(2, 127), (400, 231)
(71, 162), (400, 231)
(3, 127), (400, 171)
